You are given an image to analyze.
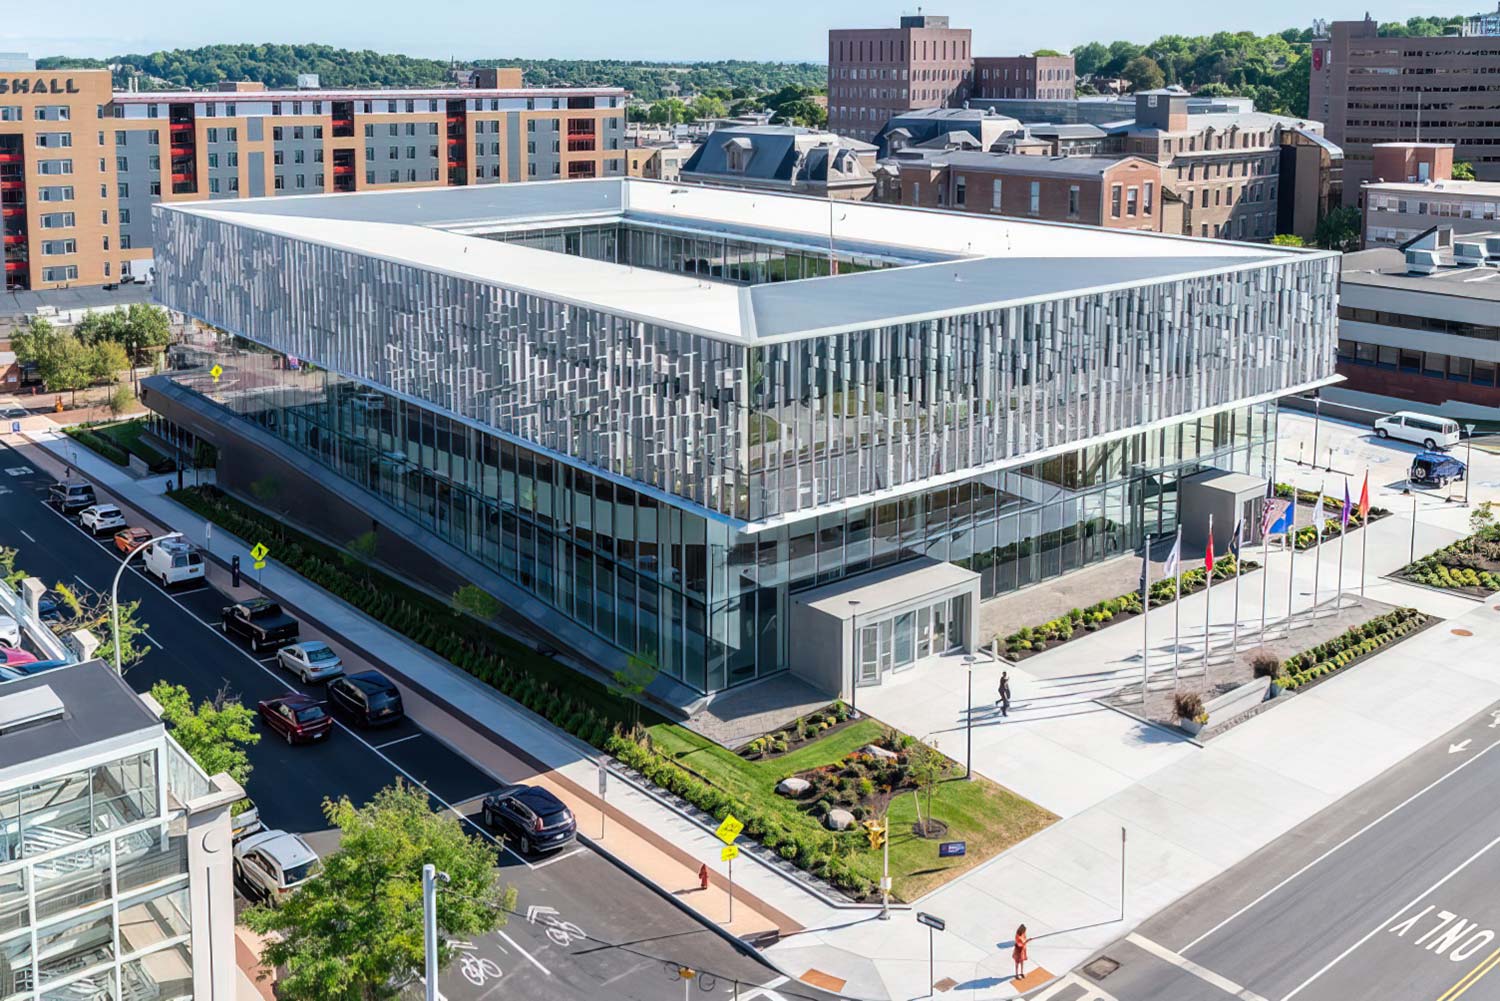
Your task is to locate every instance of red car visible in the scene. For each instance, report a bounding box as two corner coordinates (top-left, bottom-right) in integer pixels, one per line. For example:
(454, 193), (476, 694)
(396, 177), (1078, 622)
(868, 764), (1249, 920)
(257, 694), (333, 745)
(1, 646), (38, 668)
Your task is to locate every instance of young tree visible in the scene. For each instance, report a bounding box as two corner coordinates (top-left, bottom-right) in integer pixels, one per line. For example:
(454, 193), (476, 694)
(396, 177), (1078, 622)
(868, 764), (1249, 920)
(341, 529), (379, 579)
(609, 652), (658, 730)
(245, 781), (515, 1001)
(86, 341), (130, 385)
(1315, 205), (1362, 253)
(905, 739), (954, 837)
(1452, 161), (1477, 181)
(149, 681), (259, 787)
(1121, 55), (1166, 92)
(108, 384), (134, 419)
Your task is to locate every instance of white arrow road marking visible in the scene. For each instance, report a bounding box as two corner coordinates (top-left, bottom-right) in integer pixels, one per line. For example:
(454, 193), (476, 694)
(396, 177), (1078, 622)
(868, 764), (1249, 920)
(1489, 711), (1500, 730)
(525, 905), (558, 925)
(1450, 740), (1473, 754)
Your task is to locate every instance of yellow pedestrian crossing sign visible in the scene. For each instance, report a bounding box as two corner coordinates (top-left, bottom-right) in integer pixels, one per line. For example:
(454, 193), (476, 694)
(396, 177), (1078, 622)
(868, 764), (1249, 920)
(714, 814), (743, 845)
(249, 542), (269, 562)
(210, 364), (223, 382)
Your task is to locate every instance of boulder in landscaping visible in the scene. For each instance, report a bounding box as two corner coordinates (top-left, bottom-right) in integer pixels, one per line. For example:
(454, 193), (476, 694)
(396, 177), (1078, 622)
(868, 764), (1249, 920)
(860, 744), (899, 761)
(825, 808), (856, 831)
(775, 777), (811, 797)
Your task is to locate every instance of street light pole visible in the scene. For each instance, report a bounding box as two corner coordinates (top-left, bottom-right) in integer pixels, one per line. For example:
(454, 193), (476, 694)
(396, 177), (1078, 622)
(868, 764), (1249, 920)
(848, 600), (861, 716)
(111, 531), (183, 674)
(963, 655), (976, 781)
(1464, 425), (1475, 506)
(422, 864), (449, 1001)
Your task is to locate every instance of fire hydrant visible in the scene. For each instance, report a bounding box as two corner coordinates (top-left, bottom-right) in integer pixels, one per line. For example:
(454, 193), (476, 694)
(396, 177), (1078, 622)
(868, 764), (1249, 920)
(698, 864), (710, 891)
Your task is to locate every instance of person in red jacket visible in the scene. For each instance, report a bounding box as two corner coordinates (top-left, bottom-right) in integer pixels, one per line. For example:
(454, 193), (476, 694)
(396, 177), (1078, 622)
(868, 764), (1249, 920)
(1012, 924), (1029, 980)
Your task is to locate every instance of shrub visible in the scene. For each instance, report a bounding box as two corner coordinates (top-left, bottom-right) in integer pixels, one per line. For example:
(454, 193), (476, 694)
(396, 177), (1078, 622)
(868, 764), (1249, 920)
(1250, 650), (1283, 680)
(1173, 690), (1206, 721)
(857, 777), (875, 798)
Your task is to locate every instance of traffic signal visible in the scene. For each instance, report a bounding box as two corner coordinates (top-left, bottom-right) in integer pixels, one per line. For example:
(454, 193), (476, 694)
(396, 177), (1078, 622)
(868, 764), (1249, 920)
(864, 818), (886, 850)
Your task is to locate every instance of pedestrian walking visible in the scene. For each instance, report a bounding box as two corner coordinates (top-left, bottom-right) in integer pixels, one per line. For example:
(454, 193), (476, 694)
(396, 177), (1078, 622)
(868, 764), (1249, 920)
(995, 671), (1011, 716)
(1012, 923), (1029, 980)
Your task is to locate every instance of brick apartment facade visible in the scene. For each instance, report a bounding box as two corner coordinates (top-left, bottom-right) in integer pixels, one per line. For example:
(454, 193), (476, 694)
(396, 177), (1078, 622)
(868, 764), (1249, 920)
(973, 55), (1076, 100)
(1, 67), (627, 291)
(1309, 13), (1500, 203)
(828, 15), (973, 142)
(876, 152), (1167, 231)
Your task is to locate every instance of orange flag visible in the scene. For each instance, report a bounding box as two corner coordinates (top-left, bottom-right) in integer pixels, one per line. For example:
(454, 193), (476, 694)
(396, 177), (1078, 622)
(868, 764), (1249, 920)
(1358, 471), (1370, 521)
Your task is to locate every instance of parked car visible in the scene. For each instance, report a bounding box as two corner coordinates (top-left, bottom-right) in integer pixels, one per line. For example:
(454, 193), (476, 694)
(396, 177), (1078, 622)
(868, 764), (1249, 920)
(0, 655), (68, 679)
(0, 407), (26, 421)
(79, 504), (127, 535)
(142, 537), (204, 586)
(257, 693), (334, 745)
(1409, 451), (1467, 488)
(481, 784), (577, 855)
(230, 799), (263, 842)
(221, 598), (300, 652)
(233, 830), (320, 901)
(48, 480), (97, 514)
(276, 641), (345, 683)
(327, 671), (404, 727)
(34, 592), (65, 623)
(114, 526), (153, 554)
(0, 615), (18, 648)
(1374, 411), (1462, 451)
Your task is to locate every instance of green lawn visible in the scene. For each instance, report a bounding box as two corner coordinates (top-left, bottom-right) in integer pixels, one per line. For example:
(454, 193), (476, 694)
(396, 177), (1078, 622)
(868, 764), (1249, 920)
(648, 719), (1055, 901)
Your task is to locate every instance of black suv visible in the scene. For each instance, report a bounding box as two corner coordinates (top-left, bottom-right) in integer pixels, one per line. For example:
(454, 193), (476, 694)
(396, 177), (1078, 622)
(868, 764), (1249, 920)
(326, 671), (404, 727)
(481, 785), (577, 855)
(48, 481), (97, 514)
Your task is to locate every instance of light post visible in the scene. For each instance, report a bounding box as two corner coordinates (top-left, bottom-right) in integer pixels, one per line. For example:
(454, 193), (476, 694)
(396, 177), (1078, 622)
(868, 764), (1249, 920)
(1464, 424), (1475, 506)
(848, 600), (861, 715)
(111, 531), (182, 674)
(422, 864), (449, 1001)
(962, 654), (976, 781)
(1311, 393), (1322, 470)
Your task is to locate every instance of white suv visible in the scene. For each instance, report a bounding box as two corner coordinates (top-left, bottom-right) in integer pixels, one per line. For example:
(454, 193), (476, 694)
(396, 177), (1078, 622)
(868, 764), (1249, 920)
(79, 504), (127, 535)
(233, 830), (319, 901)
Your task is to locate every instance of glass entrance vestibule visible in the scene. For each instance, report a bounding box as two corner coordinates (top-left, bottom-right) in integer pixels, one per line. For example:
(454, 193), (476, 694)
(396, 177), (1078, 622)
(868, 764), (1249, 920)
(855, 595), (966, 686)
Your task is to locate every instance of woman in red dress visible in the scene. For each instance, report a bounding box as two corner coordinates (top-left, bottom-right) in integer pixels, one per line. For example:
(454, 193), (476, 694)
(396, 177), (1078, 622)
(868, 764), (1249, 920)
(1013, 924), (1029, 980)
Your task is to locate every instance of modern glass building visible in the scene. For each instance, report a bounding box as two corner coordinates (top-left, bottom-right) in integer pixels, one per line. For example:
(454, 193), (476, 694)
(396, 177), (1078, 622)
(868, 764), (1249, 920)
(148, 179), (1339, 699)
(0, 661), (242, 1001)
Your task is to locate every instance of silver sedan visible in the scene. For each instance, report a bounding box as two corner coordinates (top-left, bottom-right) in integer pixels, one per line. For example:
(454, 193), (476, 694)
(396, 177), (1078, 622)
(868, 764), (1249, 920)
(275, 641), (345, 683)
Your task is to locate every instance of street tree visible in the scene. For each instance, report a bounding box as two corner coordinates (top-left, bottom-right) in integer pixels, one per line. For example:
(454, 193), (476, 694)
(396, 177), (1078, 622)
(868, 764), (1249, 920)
(85, 341), (130, 385)
(905, 739), (954, 837)
(1315, 205), (1362, 252)
(108, 384), (134, 419)
(244, 780), (515, 1001)
(1121, 55), (1166, 92)
(149, 681), (259, 788)
(341, 529), (379, 579)
(609, 651), (658, 730)
(451, 583), (500, 621)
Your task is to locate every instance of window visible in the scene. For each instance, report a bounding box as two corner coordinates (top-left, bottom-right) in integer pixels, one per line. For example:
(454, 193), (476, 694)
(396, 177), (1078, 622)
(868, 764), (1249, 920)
(1111, 184), (1122, 217)
(1029, 181), (1040, 214)
(1144, 181), (1154, 214)
(1126, 186), (1139, 216)
(991, 178), (1002, 209)
(295, 174), (306, 189)
(42, 265), (79, 282)
(35, 132), (72, 148)
(274, 174), (284, 190)
(41, 239), (77, 255)
(40, 212), (75, 229)
(954, 175), (966, 207)
(273, 126), (283, 141)
(292, 126), (304, 140)
(121, 233), (132, 248)
(1068, 185), (1080, 216)
(38, 159), (73, 175)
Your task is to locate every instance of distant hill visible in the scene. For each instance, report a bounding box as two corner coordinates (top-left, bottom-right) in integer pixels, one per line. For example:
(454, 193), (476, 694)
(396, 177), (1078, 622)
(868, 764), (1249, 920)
(36, 44), (825, 100)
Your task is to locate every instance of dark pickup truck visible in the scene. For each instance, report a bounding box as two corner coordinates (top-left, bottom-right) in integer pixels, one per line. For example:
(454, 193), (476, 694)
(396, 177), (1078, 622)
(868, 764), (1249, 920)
(221, 598), (300, 652)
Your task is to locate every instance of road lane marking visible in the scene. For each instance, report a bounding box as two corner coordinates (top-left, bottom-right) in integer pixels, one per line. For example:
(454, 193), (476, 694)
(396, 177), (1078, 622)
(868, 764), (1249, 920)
(72, 574), (93, 590)
(141, 630), (163, 650)
(1439, 945), (1500, 1001)
(18, 529), (34, 543)
(530, 846), (586, 868)
(374, 733), (423, 749)
(1127, 933), (1269, 1001)
(1185, 734), (1500, 953)
(1280, 834), (1500, 1001)
(1031, 973), (1121, 1001)
(496, 930), (550, 976)
(35, 498), (547, 875)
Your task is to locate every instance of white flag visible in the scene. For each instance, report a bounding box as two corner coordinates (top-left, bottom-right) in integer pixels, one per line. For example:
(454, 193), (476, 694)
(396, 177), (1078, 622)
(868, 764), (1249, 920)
(1163, 526), (1183, 578)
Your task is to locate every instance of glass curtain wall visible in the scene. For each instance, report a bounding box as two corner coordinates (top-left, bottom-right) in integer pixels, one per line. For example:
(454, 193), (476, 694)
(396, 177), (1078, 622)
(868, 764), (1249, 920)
(167, 338), (1274, 694)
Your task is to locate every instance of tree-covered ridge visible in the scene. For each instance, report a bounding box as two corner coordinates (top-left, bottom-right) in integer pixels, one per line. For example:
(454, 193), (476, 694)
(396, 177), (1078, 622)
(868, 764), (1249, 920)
(36, 44), (824, 99)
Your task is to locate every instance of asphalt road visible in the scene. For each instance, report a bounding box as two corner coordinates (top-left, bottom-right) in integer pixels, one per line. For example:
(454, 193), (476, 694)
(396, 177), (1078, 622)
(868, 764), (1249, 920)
(1045, 697), (1500, 1001)
(0, 440), (840, 1001)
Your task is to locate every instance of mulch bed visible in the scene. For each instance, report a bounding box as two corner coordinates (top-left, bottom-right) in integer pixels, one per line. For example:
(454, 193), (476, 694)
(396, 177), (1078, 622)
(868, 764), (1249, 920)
(739, 702), (858, 761)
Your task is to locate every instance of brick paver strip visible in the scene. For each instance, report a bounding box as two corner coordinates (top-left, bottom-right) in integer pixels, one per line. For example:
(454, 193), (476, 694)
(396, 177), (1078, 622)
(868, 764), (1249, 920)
(801, 968), (848, 992)
(1012, 967), (1055, 992)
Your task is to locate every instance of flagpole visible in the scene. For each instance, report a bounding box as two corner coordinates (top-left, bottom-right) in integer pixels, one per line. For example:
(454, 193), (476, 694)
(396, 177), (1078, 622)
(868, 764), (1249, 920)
(1232, 518), (1243, 652)
(1141, 543), (1151, 704)
(1359, 470), (1370, 599)
(1172, 527), (1182, 688)
(1202, 513), (1214, 675)
(1311, 481), (1325, 619)
(1336, 481), (1349, 610)
(1285, 494), (1298, 639)
(1260, 508), (1271, 641)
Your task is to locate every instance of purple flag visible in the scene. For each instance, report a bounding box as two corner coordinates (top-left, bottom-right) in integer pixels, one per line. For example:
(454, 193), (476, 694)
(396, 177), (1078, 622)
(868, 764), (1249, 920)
(1340, 479), (1352, 527)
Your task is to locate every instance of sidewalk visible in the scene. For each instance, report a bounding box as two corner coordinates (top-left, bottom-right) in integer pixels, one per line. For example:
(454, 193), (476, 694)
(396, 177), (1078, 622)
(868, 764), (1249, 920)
(9, 420), (846, 952)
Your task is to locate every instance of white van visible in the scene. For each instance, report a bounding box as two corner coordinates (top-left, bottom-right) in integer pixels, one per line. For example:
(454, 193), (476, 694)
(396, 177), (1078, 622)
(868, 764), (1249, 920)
(1373, 411), (1462, 451)
(142, 538), (206, 586)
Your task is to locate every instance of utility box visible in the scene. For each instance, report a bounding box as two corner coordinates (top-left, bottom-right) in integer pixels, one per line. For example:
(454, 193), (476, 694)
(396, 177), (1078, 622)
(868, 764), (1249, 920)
(1179, 470), (1269, 555)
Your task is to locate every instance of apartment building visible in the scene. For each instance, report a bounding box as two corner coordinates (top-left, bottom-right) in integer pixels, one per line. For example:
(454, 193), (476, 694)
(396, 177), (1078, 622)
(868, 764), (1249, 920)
(972, 55), (1077, 100)
(1361, 141), (1500, 245)
(0, 659), (243, 1001)
(875, 152), (1169, 231)
(1309, 11), (1500, 202)
(0, 65), (628, 291)
(1333, 228), (1500, 421)
(828, 15), (973, 142)
(625, 141), (698, 181)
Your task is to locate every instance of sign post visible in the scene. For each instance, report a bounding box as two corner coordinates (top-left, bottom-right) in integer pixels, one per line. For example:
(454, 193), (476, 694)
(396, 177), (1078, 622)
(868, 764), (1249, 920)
(250, 541), (269, 584)
(714, 814), (742, 927)
(721, 844), (739, 923)
(597, 760), (608, 841)
(1120, 827), (1127, 921)
(916, 912), (945, 997)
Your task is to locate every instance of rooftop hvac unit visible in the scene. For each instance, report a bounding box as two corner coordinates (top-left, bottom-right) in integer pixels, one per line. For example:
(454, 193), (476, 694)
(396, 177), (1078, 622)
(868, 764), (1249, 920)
(1454, 240), (1487, 266)
(1487, 235), (1500, 262)
(1405, 248), (1441, 276)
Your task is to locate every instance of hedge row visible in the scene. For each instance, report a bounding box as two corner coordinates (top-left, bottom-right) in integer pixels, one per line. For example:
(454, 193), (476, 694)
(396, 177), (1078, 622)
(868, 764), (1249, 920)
(1281, 607), (1427, 690)
(607, 731), (876, 899)
(63, 427), (130, 467)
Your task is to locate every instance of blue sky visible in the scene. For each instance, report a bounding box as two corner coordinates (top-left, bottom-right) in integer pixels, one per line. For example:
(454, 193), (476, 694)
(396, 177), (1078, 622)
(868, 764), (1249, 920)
(4, 0), (1467, 63)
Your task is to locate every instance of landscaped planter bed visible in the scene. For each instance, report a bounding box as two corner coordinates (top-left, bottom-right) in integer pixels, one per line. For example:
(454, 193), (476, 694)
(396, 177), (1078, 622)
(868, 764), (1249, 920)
(1278, 606), (1434, 691)
(1396, 523), (1500, 597)
(739, 701), (858, 760)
